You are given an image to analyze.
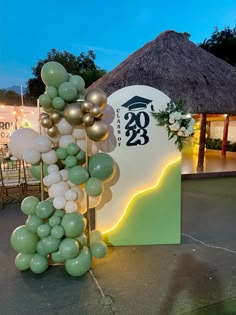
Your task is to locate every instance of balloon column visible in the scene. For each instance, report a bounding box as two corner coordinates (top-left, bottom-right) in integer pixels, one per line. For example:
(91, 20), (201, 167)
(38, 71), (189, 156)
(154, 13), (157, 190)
(10, 61), (116, 276)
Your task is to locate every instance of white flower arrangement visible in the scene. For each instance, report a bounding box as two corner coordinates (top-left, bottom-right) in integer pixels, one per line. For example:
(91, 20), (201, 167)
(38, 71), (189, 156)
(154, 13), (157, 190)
(151, 100), (195, 151)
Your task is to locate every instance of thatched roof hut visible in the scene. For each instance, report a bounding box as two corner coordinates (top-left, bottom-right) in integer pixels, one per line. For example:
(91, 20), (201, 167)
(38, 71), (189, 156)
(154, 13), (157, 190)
(91, 30), (236, 114)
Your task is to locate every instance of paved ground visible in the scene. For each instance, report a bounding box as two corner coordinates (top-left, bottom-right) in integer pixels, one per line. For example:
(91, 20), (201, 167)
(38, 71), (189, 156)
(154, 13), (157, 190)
(0, 177), (236, 315)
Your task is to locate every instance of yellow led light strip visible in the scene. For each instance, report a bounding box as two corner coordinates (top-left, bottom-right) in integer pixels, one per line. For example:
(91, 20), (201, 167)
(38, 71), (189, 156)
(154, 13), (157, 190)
(102, 156), (181, 234)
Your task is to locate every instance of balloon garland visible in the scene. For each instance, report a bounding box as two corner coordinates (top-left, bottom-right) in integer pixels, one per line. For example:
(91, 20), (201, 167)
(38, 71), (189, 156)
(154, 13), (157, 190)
(10, 61), (116, 276)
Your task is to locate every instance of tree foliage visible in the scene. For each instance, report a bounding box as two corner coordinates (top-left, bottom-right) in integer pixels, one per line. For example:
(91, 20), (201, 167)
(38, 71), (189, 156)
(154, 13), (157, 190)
(199, 26), (236, 66)
(26, 49), (106, 100)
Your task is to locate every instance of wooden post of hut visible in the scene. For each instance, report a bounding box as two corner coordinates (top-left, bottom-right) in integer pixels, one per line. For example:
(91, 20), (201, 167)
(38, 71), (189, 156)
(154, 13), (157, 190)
(197, 113), (207, 171)
(221, 114), (229, 156)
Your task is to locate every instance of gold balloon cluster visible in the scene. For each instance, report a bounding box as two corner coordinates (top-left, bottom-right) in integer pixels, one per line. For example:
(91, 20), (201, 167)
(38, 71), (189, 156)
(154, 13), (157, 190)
(39, 111), (61, 137)
(64, 88), (109, 142)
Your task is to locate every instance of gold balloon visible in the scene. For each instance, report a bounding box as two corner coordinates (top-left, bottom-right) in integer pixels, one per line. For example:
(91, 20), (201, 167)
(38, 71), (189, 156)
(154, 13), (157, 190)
(90, 105), (103, 119)
(86, 119), (108, 142)
(40, 112), (49, 120)
(47, 125), (58, 137)
(64, 102), (84, 127)
(41, 117), (53, 128)
(50, 111), (61, 123)
(83, 113), (94, 127)
(85, 88), (107, 110)
(81, 100), (93, 113)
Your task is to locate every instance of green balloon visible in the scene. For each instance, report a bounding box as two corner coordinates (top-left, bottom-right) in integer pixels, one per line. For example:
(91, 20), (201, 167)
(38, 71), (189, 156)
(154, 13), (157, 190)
(51, 251), (65, 263)
(21, 196), (40, 215)
(88, 153), (115, 181)
(37, 223), (51, 238)
(65, 247), (92, 277)
(61, 212), (85, 238)
(11, 225), (38, 254)
(85, 177), (103, 197)
(56, 148), (68, 160)
(46, 86), (58, 98)
(39, 94), (52, 107)
(30, 162), (48, 180)
(43, 105), (54, 113)
(89, 230), (103, 245)
(75, 233), (87, 247)
(36, 239), (48, 256)
(58, 82), (77, 102)
(15, 253), (34, 271)
(41, 61), (68, 88)
(90, 241), (108, 259)
(59, 238), (80, 259)
(76, 150), (86, 165)
(26, 215), (44, 233)
(52, 96), (65, 110)
(64, 155), (78, 168)
(49, 215), (61, 227)
(42, 236), (60, 254)
(54, 209), (65, 217)
(51, 225), (64, 239)
(69, 75), (85, 92)
(36, 201), (55, 219)
(66, 143), (80, 156)
(30, 254), (49, 274)
(68, 166), (89, 185)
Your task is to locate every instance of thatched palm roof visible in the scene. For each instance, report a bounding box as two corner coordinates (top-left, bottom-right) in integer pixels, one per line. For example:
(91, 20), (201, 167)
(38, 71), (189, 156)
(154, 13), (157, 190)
(91, 31), (236, 114)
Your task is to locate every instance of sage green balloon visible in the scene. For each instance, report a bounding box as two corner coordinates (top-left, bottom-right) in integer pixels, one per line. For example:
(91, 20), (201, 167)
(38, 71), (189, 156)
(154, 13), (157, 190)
(36, 201), (55, 219)
(30, 254), (49, 274)
(21, 196), (40, 215)
(65, 246), (92, 277)
(90, 241), (108, 259)
(51, 225), (64, 239)
(39, 94), (52, 107)
(69, 75), (85, 92)
(89, 230), (103, 244)
(49, 215), (61, 227)
(37, 223), (51, 238)
(56, 147), (68, 160)
(11, 225), (38, 254)
(85, 177), (104, 197)
(64, 155), (78, 168)
(41, 61), (68, 88)
(68, 165), (89, 185)
(46, 86), (58, 98)
(30, 163), (48, 180)
(36, 239), (48, 256)
(66, 143), (80, 156)
(88, 153), (115, 181)
(76, 150), (86, 165)
(58, 82), (77, 102)
(26, 215), (44, 233)
(43, 105), (54, 113)
(51, 251), (65, 263)
(52, 96), (65, 110)
(42, 236), (60, 254)
(59, 238), (80, 259)
(75, 233), (87, 247)
(15, 253), (34, 271)
(61, 212), (85, 238)
(54, 209), (65, 217)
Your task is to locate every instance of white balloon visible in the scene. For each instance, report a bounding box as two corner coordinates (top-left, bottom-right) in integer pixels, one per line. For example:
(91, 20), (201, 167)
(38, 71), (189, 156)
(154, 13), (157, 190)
(71, 186), (83, 201)
(72, 128), (86, 140)
(65, 201), (78, 213)
(9, 128), (39, 160)
(47, 135), (60, 145)
(59, 169), (69, 181)
(34, 135), (52, 153)
(43, 175), (52, 187)
(53, 196), (67, 209)
(23, 148), (41, 164)
(89, 143), (98, 155)
(66, 180), (76, 187)
(51, 181), (69, 197)
(59, 135), (76, 148)
(65, 189), (77, 201)
(76, 140), (86, 151)
(42, 150), (58, 165)
(48, 164), (59, 174)
(48, 187), (54, 197)
(48, 172), (62, 185)
(56, 118), (73, 135)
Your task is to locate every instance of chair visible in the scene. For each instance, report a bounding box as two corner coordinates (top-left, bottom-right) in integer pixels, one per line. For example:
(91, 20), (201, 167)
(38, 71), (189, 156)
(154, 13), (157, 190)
(0, 159), (25, 209)
(22, 162), (41, 198)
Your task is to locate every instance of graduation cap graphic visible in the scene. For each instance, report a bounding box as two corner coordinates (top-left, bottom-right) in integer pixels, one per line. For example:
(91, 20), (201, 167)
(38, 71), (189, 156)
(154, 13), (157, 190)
(121, 96), (153, 111)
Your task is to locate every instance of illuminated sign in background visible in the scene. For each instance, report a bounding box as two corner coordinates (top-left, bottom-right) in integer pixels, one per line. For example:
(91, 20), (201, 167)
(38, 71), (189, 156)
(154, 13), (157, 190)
(96, 86), (181, 245)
